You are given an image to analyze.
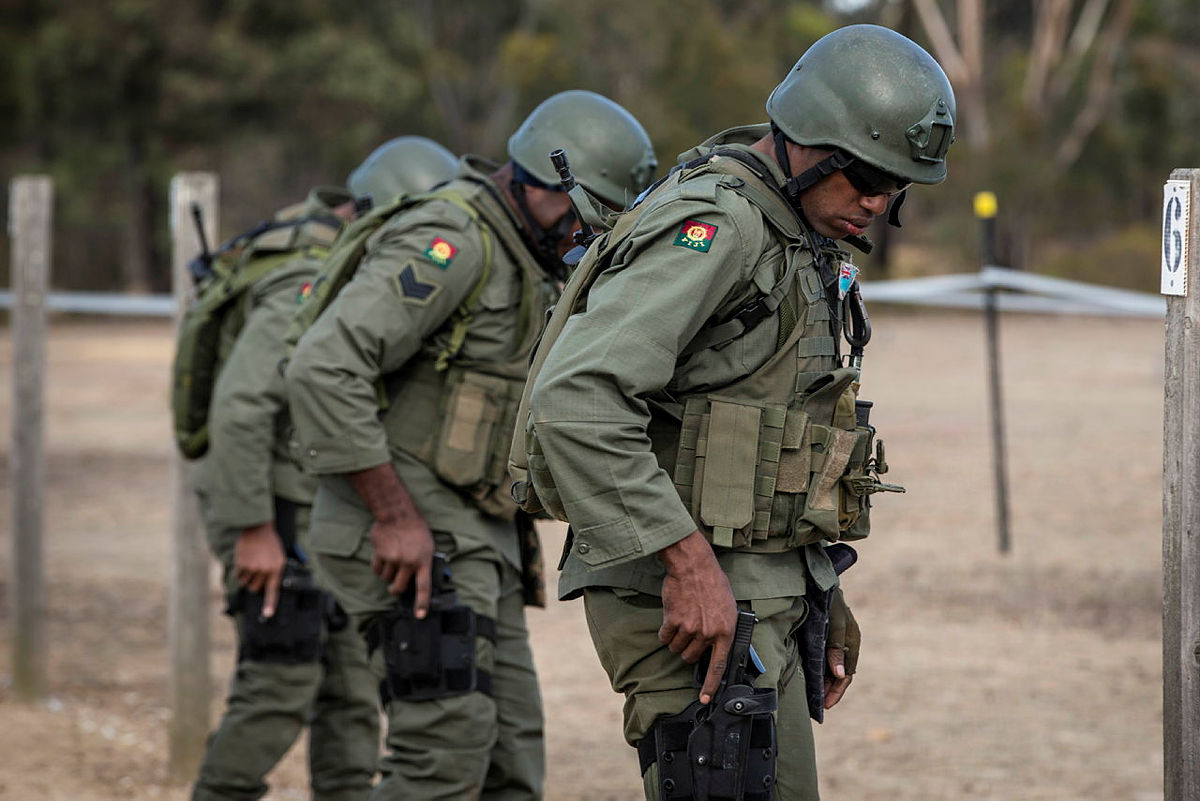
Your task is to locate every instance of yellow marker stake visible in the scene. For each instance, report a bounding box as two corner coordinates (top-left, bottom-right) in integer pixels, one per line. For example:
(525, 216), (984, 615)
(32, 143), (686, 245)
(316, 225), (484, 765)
(974, 190), (998, 219)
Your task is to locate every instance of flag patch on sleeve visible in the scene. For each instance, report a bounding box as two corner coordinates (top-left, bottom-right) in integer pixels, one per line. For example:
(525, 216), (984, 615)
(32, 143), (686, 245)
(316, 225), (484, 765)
(672, 220), (718, 252)
(424, 237), (458, 268)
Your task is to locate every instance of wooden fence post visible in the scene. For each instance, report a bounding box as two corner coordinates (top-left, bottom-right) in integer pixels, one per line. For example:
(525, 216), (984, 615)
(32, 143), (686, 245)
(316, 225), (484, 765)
(8, 176), (52, 702)
(167, 172), (217, 782)
(1163, 167), (1200, 799)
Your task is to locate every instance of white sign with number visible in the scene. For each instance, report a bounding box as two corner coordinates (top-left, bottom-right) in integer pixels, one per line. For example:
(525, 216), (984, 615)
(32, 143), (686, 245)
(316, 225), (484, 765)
(1162, 179), (1191, 296)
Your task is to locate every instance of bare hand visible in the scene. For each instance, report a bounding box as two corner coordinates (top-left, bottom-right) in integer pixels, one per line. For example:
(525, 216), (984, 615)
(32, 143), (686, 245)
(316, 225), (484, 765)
(347, 463), (437, 619)
(369, 515), (435, 618)
(824, 587), (860, 710)
(657, 530), (738, 705)
(234, 522), (286, 618)
(824, 646), (853, 709)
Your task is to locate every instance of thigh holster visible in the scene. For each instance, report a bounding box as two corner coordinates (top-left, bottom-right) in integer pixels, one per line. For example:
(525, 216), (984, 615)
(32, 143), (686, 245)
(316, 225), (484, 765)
(367, 599), (497, 703)
(637, 686), (778, 801)
(229, 562), (325, 664)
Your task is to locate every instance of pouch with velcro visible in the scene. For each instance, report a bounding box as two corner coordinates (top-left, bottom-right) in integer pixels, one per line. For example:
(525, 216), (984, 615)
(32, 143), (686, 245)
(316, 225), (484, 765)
(673, 396), (786, 549)
(837, 424), (876, 540)
(433, 367), (523, 520)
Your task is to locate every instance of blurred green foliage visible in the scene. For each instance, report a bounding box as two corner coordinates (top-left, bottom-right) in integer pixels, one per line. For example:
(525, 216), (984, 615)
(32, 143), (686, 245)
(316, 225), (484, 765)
(0, 0), (1197, 292)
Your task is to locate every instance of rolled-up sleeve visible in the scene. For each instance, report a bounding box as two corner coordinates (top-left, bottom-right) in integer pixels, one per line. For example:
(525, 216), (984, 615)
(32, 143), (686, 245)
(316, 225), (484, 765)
(529, 194), (762, 567)
(286, 216), (485, 475)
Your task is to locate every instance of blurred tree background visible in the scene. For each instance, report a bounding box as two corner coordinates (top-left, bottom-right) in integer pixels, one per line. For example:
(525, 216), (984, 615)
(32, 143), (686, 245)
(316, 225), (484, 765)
(0, 0), (1196, 292)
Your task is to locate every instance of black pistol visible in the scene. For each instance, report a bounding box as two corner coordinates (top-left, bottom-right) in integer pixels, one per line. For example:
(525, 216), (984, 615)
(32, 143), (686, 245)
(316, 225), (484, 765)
(644, 611), (779, 800)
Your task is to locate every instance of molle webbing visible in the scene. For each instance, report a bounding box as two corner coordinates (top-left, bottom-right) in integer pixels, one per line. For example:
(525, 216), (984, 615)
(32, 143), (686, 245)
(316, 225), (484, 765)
(674, 398), (787, 548)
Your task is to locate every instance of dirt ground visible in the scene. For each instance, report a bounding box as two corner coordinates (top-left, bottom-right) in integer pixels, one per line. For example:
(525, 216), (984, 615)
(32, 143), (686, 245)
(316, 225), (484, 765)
(0, 309), (1166, 800)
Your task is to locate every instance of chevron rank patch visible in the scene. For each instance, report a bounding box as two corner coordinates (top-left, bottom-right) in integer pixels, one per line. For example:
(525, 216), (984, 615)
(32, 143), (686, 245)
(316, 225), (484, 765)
(424, 236), (458, 268)
(393, 263), (441, 305)
(672, 219), (718, 252)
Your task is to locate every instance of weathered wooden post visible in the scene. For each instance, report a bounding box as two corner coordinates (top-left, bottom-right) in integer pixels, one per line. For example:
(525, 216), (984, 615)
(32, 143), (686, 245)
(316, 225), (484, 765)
(1163, 168), (1199, 800)
(167, 172), (217, 782)
(8, 176), (52, 702)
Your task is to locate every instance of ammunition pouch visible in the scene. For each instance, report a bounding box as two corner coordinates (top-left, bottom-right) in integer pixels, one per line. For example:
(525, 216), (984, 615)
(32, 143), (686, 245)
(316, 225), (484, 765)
(637, 688), (778, 801)
(432, 368), (526, 520)
(229, 563), (324, 665)
(386, 363), (525, 521)
(367, 599), (497, 703)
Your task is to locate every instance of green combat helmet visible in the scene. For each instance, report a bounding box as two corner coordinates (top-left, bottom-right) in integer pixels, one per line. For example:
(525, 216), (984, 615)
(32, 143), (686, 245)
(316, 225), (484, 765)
(347, 136), (459, 205)
(766, 24), (955, 204)
(507, 89), (657, 208)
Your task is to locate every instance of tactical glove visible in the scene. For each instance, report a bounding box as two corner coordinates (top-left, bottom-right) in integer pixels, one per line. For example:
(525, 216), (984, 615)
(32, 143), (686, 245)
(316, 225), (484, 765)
(827, 587), (861, 675)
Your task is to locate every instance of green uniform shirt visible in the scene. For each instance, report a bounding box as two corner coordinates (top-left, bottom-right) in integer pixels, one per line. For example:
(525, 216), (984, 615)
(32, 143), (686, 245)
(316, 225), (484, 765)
(194, 190), (345, 530)
(287, 158), (554, 567)
(530, 125), (828, 600)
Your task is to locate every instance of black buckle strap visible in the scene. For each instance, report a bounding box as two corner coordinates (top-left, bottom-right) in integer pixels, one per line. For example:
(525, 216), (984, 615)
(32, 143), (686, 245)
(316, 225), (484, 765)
(365, 611), (497, 654)
(378, 668), (493, 706)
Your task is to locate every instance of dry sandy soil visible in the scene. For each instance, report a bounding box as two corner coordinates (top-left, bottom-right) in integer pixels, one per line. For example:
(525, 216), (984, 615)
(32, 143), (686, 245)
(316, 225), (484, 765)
(0, 310), (1166, 800)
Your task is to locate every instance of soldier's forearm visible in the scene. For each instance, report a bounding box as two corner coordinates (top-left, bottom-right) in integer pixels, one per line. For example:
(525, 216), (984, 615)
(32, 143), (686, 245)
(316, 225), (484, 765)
(346, 462), (423, 526)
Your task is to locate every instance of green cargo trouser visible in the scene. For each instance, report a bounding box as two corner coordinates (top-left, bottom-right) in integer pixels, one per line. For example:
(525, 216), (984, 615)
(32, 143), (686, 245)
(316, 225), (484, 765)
(193, 506), (380, 801)
(582, 589), (818, 801)
(311, 526), (544, 801)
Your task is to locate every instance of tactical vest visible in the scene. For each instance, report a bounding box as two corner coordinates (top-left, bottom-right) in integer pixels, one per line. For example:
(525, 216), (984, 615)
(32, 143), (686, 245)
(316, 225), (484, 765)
(510, 152), (899, 550)
(171, 205), (343, 459)
(376, 172), (554, 521)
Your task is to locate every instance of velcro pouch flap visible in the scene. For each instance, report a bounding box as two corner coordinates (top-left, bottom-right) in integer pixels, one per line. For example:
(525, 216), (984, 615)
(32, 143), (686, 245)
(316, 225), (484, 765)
(776, 409), (811, 493)
(809, 426), (857, 512)
(699, 400), (760, 534)
(435, 371), (504, 487)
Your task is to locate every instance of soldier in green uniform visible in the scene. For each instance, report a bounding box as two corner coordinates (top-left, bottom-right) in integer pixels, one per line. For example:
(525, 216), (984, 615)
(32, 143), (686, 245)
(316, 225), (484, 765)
(521, 26), (955, 801)
(189, 137), (459, 801)
(284, 91), (656, 800)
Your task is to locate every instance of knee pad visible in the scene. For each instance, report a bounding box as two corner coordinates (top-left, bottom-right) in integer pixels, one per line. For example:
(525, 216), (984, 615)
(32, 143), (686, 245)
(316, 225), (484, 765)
(231, 562), (324, 664)
(637, 689), (778, 801)
(368, 599), (496, 703)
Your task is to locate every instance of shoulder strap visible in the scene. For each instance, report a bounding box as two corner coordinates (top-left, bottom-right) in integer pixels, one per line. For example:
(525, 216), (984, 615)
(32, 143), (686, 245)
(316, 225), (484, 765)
(676, 153), (809, 357)
(423, 187), (497, 371)
(700, 151), (804, 242)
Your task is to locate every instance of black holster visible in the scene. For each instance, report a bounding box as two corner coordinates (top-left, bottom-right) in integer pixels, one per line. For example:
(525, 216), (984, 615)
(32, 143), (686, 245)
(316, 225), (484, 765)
(800, 543), (857, 722)
(366, 555), (496, 702)
(230, 560), (324, 664)
(638, 611), (778, 801)
(644, 691), (778, 801)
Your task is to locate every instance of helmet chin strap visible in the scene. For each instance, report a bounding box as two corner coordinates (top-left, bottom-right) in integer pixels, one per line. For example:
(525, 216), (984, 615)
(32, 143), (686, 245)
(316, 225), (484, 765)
(771, 123), (905, 228)
(771, 123), (852, 205)
(509, 176), (577, 280)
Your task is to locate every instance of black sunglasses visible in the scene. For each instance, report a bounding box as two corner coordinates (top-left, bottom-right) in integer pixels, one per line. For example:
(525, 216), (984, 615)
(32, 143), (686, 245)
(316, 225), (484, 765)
(840, 158), (910, 197)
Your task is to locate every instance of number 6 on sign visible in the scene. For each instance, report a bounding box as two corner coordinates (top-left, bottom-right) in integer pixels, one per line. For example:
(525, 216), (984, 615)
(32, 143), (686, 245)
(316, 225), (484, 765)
(1162, 179), (1191, 296)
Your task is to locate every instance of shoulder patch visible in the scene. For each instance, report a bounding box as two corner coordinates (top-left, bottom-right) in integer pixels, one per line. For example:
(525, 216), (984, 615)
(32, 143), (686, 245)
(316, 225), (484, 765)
(393, 263), (441, 305)
(672, 219), (719, 253)
(424, 236), (458, 268)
